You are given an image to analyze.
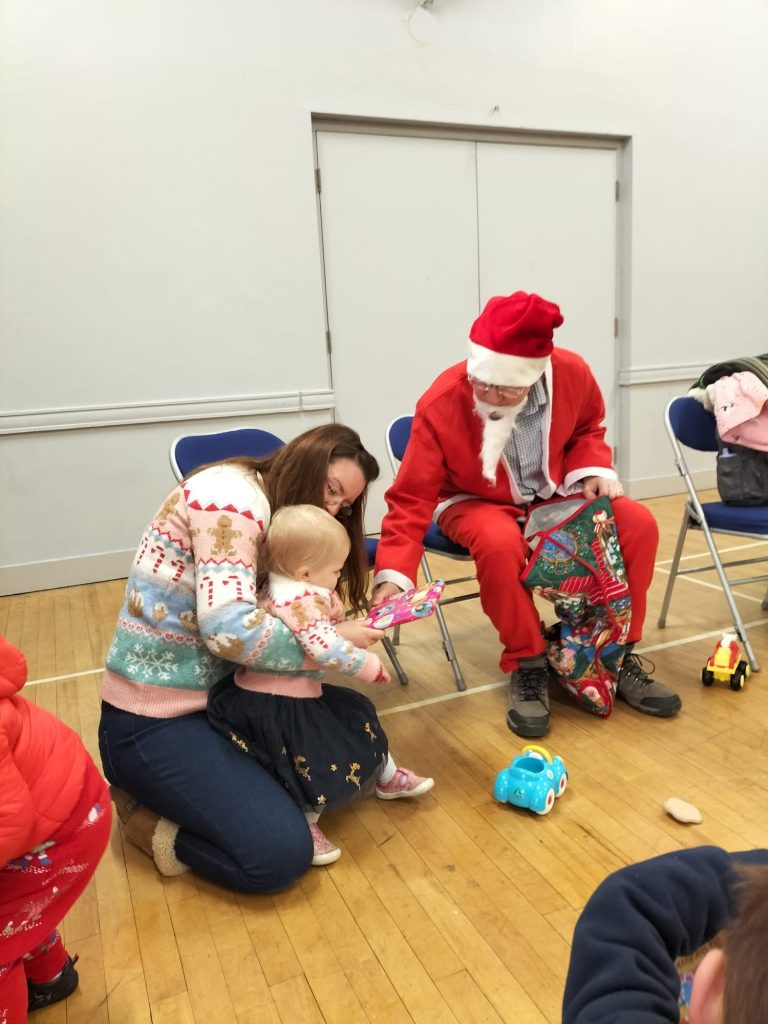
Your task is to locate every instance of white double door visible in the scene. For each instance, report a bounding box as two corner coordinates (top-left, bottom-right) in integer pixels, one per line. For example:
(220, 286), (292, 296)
(316, 130), (619, 528)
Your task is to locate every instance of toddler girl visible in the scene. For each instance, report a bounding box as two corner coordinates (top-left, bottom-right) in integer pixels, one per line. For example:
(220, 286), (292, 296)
(208, 505), (433, 865)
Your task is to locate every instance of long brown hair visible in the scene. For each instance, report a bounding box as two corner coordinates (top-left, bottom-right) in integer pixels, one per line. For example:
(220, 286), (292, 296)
(205, 423), (379, 613)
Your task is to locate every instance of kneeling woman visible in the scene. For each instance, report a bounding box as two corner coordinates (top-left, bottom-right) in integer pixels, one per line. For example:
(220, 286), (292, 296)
(99, 424), (385, 891)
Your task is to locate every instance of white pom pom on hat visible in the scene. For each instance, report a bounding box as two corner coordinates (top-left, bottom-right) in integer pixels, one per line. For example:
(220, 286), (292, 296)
(467, 291), (564, 388)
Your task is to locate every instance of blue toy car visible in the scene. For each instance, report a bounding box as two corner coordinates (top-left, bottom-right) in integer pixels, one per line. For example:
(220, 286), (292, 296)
(493, 744), (568, 815)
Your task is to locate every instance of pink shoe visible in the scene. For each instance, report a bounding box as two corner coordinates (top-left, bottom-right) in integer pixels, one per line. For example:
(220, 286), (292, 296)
(309, 822), (341, 866)
(375, 767), (434, 800)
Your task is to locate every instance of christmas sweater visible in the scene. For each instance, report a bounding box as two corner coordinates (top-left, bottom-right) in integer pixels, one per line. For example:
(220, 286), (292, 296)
(235, 575), (387, 697)
(101, 464), (305, 718)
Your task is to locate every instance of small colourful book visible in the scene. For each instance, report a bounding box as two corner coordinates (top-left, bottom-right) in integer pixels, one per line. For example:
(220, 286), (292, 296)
(366, 581), (445, 630)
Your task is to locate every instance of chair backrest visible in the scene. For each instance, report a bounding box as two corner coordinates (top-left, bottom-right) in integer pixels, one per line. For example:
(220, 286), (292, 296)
(666, 396), (718, 452)
(169, 427), (285, 481)
(386, 415), (414, 471)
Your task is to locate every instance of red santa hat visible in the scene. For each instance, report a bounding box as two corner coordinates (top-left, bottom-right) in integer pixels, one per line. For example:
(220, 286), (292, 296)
(467, 291), (564, 388)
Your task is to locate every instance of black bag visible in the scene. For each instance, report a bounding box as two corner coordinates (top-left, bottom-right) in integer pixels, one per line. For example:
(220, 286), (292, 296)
(716, 438), (768, 506)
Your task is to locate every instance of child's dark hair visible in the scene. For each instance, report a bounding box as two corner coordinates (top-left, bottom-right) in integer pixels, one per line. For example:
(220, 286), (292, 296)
(722, 865), (768, 1021)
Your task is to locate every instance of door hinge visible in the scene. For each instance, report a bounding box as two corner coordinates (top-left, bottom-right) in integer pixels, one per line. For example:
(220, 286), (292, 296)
(315, 167), (322, 194)
(614, 317), (619, 338)
(615, 180), (620, 201)
(325, 329), (332, 354)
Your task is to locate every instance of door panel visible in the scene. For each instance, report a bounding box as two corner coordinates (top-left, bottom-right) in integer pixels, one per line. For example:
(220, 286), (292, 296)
(477, 142), (618, 441)
(317, 131), (480, 528)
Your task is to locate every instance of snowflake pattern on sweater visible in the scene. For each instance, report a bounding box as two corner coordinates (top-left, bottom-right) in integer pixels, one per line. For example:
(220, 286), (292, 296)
(103, 465), (306, 713)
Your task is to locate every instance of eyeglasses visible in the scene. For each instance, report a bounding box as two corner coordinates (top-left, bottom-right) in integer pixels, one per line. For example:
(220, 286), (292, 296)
(325, 480), (354, 519)
(467, 374), (530, 401)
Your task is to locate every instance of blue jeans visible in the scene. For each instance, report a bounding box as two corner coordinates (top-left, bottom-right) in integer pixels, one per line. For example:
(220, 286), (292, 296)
(98, 701), (313, 892)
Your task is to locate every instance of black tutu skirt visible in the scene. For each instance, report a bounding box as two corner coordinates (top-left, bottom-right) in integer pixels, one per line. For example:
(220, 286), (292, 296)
(208, 679), (389, 813)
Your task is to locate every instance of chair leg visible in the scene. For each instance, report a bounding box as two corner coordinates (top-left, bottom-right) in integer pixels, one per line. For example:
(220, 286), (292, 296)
(419, 553), (468, 692)
(699, 521), (761, 673)
(657, 508), (690, 628)
(381, 634), (409, 685)
(432, 602), (467, 692)
(740, 632), (761, 674)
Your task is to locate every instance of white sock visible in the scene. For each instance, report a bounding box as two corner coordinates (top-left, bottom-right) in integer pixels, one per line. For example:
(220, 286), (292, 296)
(378, 753), (397, 784)
(305, 810), (321, 825)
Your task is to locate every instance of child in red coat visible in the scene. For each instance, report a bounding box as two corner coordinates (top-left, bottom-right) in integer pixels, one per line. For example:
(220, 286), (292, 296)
(0, 635), (112, 1021)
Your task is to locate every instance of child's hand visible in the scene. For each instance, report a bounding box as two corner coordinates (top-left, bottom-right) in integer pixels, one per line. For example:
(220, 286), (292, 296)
(336, 620), (382, 649)
(373, 663), (391, 685)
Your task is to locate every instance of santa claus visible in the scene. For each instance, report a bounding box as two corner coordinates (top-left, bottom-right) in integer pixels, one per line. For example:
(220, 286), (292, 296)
(372, 290), (681, 737)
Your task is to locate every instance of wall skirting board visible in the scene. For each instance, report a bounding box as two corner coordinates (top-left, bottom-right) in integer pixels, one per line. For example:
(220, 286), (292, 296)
(0, 550), (135, 597)
(628, 468), (715, 501)
(0, 389), (335, 434)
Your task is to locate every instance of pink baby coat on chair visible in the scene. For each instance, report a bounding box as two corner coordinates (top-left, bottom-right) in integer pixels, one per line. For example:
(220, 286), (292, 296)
(713, 371), (768, 451)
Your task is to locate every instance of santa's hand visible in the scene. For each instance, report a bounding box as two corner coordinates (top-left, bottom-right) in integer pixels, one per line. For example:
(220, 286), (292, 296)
(369, 582), (401, 608)
(582, 476), (624, 500)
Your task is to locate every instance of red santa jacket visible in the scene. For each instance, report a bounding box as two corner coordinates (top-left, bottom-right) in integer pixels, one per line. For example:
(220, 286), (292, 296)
(0, 635), (90, 865)
(375, 348), (614, 586)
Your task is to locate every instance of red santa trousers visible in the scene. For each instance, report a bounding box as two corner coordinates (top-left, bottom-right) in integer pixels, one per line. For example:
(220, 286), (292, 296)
(0, 760), (111, 1023)
(439, 495), (659, 673)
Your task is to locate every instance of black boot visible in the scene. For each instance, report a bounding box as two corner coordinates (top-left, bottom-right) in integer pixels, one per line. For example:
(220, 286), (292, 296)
(28, 955), (79, 1013)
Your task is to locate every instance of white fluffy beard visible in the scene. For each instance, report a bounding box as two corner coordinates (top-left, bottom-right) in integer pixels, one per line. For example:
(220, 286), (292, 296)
(474, 395), (528, 485)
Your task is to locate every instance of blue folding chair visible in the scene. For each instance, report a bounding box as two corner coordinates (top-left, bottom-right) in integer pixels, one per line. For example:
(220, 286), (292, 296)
(170, 427), (285, 480)
(657, 396), (768, 671)
(169, 427), (408, 684)
(383, 415), (481, 692)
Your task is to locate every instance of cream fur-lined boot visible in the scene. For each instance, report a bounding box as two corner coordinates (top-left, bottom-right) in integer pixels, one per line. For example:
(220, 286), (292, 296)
(109, 786), (189, 877)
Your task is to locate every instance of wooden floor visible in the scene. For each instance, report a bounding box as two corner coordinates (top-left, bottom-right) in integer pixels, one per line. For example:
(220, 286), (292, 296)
(5, 492), (768, 1023)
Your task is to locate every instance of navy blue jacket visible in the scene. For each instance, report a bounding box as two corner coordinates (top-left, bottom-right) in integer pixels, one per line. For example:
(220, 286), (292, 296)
(562, 845), (768, 1023)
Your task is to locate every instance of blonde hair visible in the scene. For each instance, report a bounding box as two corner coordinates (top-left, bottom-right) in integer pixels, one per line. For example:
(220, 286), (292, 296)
(266, 505), (351, 581)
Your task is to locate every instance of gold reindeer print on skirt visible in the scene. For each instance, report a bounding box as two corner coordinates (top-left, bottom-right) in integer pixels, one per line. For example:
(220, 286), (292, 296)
(229, 732), (249, 754)
(363, 722), (378, 743)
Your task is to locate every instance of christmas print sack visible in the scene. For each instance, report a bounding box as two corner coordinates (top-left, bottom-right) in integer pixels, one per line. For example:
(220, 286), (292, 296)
(520, 495), (631, 716)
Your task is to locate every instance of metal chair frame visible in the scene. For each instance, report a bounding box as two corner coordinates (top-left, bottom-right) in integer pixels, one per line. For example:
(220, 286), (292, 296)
(169, 427), (408, 684)
(657, 396), (768, 672)
(384, 415), (481, 692)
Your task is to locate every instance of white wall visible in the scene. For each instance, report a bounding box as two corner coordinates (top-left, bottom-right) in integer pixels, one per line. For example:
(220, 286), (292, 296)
(2, 0), (767, 592)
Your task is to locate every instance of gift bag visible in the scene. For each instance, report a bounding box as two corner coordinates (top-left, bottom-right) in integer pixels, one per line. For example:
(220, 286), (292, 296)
(520, 495), (631, 716)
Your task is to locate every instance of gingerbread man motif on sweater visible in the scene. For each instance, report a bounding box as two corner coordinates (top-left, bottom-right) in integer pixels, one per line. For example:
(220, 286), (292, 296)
(102, 464), (307, 717)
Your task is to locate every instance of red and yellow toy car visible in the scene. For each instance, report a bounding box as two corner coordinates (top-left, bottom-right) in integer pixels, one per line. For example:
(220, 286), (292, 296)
(701, 633), (750, 691)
